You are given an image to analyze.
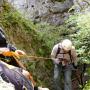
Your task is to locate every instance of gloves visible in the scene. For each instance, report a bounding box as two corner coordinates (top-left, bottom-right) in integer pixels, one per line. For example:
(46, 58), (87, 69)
(53, 59), (60, 64)
(72, 63), (77, 69)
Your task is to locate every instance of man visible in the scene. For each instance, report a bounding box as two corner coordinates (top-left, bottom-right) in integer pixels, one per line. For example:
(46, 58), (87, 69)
(0, 27), (27, 69)
(51, 39), (78, 90)
(0, 27), (25, 54)
(0, 27), (35, 86)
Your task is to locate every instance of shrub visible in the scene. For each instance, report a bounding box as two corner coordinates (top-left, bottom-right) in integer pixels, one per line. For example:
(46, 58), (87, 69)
(66, 11), (90, 64)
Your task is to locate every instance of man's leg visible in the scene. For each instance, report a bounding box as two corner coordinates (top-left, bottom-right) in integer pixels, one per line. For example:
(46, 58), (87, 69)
(64, 67), (72, 90)
(54, 64), (62, 90)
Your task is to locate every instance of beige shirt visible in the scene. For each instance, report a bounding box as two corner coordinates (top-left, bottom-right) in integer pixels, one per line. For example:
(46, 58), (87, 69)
(51, 43), (78, 65)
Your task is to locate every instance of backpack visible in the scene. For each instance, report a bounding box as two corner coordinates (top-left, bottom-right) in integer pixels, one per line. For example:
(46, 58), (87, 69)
(0, 62), (33, 90)
(55, 44), (72, 63)
(0, 28), (7, 47)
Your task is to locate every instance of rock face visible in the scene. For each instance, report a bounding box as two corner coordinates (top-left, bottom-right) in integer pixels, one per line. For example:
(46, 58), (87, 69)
(73, 0), (90, 12)
(8, 0), (73, 25)
(8, 0), (90, 25)
(27, 0), (73, 25)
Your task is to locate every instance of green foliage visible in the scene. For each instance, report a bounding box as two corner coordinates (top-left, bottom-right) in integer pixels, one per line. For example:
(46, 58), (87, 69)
(0, 2), (52, 56)
(66, 11), (90, 90)
(36, 23), (73, 54)
(0, 2), (35, 31)
(0, 1), (49, 56)
(83, 80), (90, 90)
(66, 12), (90, 64)
(0, 2), (54, 88)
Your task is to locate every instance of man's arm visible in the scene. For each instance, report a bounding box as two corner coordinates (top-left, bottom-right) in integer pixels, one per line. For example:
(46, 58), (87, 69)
(51, 45), (57, 60)
(51, 44), (60, 64)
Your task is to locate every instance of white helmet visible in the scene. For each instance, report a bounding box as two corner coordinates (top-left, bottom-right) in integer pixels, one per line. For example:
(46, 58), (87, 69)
(61, 39), (72, 51)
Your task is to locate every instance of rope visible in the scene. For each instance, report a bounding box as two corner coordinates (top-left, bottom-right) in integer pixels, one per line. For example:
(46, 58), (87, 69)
(20, 54), (51, 60)
(0, 54), (51, 64)
(0, 50), (51, 61)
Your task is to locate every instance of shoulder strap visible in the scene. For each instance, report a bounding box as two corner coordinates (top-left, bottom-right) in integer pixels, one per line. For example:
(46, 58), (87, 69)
(69, 50), (72, 63)
(55, 44), (61, 58)
(55, 45), (72, 63)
